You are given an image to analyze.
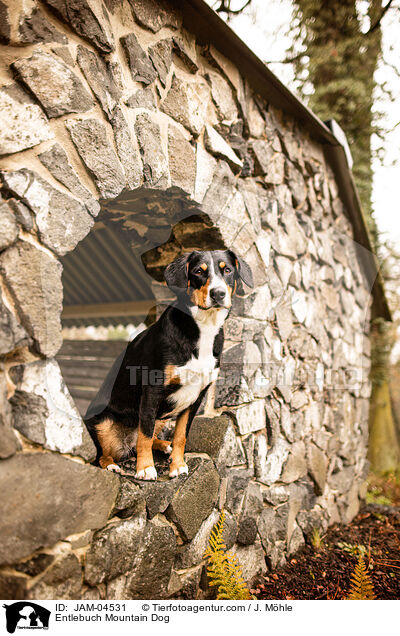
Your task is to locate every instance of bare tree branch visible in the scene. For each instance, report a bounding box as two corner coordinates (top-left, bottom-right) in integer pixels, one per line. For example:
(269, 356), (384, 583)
(264, 52), (307, 64)
(214, 0), (252, 15)
(365, 0), (395, 34)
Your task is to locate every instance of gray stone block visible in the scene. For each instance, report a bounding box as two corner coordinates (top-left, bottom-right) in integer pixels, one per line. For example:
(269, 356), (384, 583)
(11, 359), (96, 461)
(0, 452), (119, 564)
(125, 518), (176, 599)
(0, 241), (62, 357)
(0, 83), (54, 155)
(168, 125), (196, 193)
(0, 200), (18, 251)
(1, 169), (94, 255)
(12, 51), (94, 118)
(18, 7), (67, 45)
(148, 39), (172, 87)
(204, 124), (242, 172)
(125, 87), (156, 110)
(120, 33), (157, 85)
(111, 106), (142, 190)
(186, 415), (245, 469)
(128, 0), (181, 32)
(43, 0), (114, 53)
(67, 118), (126, 199)
(161, 74), (210, 136)
(85, 514), (146, 585)
(77, 45), (122, 119)
(28, 553), (82, 600)
(0, 282), (27, 357)
(39, 143), (100, 217)
(135, 112), (169, 188)
(307, 443), (328, 495)
(112, 480), (146, 519)
(166, 457), (220, 540)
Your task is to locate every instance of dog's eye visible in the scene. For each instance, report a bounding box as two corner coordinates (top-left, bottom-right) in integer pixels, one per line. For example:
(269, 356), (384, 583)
(224, 267), (232, 274)
(194, 268), (204, 275)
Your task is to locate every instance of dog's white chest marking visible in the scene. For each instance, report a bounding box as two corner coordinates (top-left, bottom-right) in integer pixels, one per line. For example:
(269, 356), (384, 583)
(168, 308), (227, 415)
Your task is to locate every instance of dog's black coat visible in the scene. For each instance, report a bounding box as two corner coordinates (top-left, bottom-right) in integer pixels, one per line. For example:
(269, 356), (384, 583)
(84, 249), (253, 465)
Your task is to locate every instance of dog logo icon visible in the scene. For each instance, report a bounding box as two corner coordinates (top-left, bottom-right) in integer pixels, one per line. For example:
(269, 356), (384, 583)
(3, 602), (50, 634)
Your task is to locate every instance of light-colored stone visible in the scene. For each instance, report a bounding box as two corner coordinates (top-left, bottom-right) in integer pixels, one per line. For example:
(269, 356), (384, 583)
(204, 124), (242, 171)
(254, 434), (290, 485)
(232, 400), (266, 435)
(67, 118), (126, 199)
(0, 84), (54, 155)
(12, 51), (94, 118)
(161, 74), (210, 136)
(12, 359), (96, 461)
(1, 169), (94, 256)
(0, 241), (62, 357)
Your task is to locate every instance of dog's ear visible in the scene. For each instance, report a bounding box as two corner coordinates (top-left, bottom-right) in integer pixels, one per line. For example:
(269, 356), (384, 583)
(164, 253), (192, 292)
(228, 251), (254, 288)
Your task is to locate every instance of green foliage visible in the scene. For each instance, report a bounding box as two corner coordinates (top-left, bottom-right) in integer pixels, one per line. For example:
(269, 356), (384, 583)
(365, 488), (392, 505)
(347, 554), (375, 599)
(337, 542), (367, 558)
(204, 511), (252, 600)
(310, 528), (324, 550)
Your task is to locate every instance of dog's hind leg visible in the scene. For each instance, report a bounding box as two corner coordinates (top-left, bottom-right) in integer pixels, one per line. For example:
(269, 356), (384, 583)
(135, 388), (160, 480)
(95, 418), (125, 473)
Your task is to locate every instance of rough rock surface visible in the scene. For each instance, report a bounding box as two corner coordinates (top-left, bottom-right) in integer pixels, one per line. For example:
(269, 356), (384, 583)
(161, 74), (210, 136)
(67, 119), (126, 198)
(135, 113), (169, 188)
(0, 169), (94, 255)
(121, 33), (157, 85)
(39, 144), (100, 217)
(11, 359), (96, 460)
(12, 51), (94, 118)
(0, 241), (63, 357)
(166, 457), (220, 540)
(0, 453), (119, 564)
(0, 84), (54, 155)
(43, 0), (114, 52)
(167, 125), (196, 193)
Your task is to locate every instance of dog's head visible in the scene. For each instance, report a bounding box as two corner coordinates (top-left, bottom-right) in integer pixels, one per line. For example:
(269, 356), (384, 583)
(164, 250), (253, 310)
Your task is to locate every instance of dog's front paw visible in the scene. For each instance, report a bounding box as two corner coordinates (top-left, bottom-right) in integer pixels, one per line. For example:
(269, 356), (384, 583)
(135, 465), (157, 480)
(106, 463), (122, 473)
(169, 463), (188, 478)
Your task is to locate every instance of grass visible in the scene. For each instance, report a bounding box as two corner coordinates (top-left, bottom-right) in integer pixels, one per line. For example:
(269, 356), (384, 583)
(366, 470), (400, 506)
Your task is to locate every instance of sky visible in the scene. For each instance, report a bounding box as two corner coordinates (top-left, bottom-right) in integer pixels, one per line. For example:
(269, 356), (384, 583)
(206, 0), (400, 249)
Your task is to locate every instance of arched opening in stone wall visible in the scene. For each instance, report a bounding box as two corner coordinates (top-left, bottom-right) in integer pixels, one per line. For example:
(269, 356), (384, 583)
(57, 186), (227, 417)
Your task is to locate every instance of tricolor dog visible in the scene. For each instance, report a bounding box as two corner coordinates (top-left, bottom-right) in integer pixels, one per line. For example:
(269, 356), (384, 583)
(85, 250), (253, 480)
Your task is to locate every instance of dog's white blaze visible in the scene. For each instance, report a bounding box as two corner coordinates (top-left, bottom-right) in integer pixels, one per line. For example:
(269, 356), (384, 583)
(206, 256), (230, 308)
(167, 307), (228, 416)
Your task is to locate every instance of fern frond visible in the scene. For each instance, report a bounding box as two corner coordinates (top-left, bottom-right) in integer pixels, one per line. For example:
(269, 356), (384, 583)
(204, 510), (252, 600)
(347, 554), (375, 600)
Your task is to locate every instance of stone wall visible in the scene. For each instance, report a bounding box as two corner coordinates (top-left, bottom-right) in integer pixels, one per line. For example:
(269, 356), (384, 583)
(0, 0), (372, 599)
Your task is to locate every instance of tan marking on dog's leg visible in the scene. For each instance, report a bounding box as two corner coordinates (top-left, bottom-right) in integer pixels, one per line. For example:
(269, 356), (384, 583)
(164, 364), (180, 385)
(96, 418), (124, 471)
(169, 408), (189, 478)
(135, 428), (157, 480)
(99, 455), (122, 473)
(152, 438), (173, 454)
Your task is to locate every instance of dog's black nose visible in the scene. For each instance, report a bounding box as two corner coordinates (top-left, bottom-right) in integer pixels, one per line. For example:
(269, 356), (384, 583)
(210, 288), (226, 304)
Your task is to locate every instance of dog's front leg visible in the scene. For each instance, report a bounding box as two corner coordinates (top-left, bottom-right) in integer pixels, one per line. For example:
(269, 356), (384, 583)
(135, 387), (159, 480)
(169, 407), (190, 478)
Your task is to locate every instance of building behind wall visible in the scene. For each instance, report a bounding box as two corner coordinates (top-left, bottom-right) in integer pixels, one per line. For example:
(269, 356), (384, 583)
(0, 0), (389, 599)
